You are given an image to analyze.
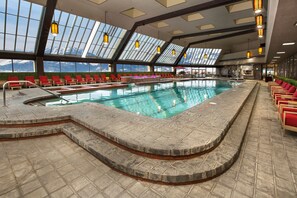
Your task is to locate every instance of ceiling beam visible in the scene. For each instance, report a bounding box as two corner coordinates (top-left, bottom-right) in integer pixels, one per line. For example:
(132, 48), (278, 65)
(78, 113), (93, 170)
(112, 0), (243, 63)
(0, 52), (36, 60)
(171, 24), (256, 40)
(174, 29), (257, 65)
(36, 0), (57, 57)
(189, 29), (256, 46)
(43, 55), (112, 64)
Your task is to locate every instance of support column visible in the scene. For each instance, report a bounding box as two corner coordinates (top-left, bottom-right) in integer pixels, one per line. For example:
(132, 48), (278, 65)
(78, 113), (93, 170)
(36, 57), (44, 76)
(110, 63), (116, 73)
(149, 65), (154, 73)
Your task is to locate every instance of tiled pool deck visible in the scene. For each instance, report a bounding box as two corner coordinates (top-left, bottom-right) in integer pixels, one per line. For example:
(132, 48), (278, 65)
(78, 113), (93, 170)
(0, 82), (297, 197)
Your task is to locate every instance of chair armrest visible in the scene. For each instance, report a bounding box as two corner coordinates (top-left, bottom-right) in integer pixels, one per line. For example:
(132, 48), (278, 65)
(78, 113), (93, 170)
(288, 101), (297, 105)
(281, 95), (293, 99)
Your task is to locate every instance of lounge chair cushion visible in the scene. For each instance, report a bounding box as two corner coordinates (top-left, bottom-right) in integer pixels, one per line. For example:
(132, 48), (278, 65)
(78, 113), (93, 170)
(285, 113), (297, 127)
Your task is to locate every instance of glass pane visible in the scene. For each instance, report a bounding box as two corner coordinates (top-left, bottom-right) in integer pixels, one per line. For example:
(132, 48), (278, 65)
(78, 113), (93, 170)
(0, 59), (12, 72)
(19, 0), (30, 17)
(13, 59), (34, 72)
(17, 17), (28, 36)
(0, 0), (6, 13)
(27, 19), (39, 37)
(15, 35), (25, 51)
(30, 3), (42, 20)
(61, 62), (75, 72)
(6, 14), (17, 34)
(76, 62), (89, 72)
(5, 34), (15, 51)
(0, 33), (4, 50)
(0, 13), (4, 33)
(90, 63), (101, 72)
(25, 36), (36, 52)
(156, 43), (184, 64)
(44, 61), (60, 72)
(7, 0), (18, 15)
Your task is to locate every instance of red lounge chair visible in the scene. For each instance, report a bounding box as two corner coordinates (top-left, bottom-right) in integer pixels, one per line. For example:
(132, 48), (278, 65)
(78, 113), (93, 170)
(117, 74), (121, 81)
(110, 74), (118, 82)
(271, 82), (288, 95)
(277, 90), (297, 107)
(52, 76), (64, 86)
(93, 74), (102, 83)
(76, 75), (87, 84)
(24, 76), (36, 88)
(64, 75), (76, 85)
(100, 74), (108, 83)
(274, 86), (296, 104)
(39, 76), (52, 87)
(7, 76), (22, 90)
(280, 106), (297, 133)
(85, 74), (96, 84)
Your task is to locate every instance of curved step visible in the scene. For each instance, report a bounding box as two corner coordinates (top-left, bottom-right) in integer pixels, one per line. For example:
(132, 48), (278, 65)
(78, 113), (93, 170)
(63, 83), (259, 184)
(0, 84), (259, 184)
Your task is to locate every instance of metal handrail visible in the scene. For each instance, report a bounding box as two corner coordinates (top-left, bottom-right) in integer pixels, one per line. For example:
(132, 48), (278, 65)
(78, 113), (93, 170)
(2, 80), (69, 107)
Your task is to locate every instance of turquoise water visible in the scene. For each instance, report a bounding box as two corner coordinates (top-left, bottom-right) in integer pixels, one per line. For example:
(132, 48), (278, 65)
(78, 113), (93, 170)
(45, 80), (233, 119)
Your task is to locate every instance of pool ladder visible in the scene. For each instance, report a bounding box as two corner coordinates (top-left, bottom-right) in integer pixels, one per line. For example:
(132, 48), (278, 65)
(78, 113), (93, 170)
(2, 80), (69, 107)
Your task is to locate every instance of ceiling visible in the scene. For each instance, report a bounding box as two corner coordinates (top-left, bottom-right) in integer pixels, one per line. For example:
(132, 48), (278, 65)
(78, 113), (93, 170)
(27, 0), (279, 64)
(266, 0), (297, 64)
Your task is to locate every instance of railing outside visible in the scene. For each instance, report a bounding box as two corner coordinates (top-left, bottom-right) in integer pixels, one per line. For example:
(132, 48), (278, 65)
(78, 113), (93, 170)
(2, 80), (69, 107)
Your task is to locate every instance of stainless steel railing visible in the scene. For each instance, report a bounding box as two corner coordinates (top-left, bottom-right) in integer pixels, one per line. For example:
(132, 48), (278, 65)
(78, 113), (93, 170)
(2, 80), (69, 107)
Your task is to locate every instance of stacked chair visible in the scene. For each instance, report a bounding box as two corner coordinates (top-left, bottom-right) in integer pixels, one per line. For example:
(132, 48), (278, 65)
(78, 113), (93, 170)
(270, 78), (297, 133)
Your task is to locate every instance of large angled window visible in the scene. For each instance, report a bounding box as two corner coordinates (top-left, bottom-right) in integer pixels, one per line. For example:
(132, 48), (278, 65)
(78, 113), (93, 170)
(0, 0), (44, 53)
(179, 48), (222, 65)
(156, 43), (184, 64)
(119, 33), (165, 62)
(45, 10), (95, 56)
(85, 23), (126, 59)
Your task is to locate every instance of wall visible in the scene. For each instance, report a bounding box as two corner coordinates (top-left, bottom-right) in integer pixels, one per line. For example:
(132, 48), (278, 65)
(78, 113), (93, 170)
(277, 53), (297, 79)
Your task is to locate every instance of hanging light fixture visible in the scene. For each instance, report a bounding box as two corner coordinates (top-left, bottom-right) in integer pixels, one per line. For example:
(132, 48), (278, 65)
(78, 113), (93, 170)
(203, 53), (208, 60)
(172, 49), (176, 57)
(103, 11), (109, 45)
(157, 45), (161, 54)
(135, 39), (140, 50)
(255, 14), (263, 29)
(253, 0), (263, 14)
(258, 28), (264, 38)
(183, 52), (187, 58)
(51, 11), (58, 36)
(258, 45), (263, 55)
(246, 39), (252, 59)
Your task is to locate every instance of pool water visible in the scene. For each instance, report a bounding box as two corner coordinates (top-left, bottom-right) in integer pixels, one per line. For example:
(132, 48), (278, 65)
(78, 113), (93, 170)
(45, 80), (234, 119)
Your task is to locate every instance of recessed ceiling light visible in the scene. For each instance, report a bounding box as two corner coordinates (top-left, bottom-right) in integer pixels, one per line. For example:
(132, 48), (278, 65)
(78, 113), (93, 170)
(282, 42), (295, 46)
(294, 22), (297, 26)
(273, 56), (281, 59)
(276, 51), (285, 54)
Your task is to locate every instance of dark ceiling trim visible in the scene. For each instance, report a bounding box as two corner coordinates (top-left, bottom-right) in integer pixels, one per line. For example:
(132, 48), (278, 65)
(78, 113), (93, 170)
(135, 0), (243, 26)
(43, 55), (112, 64)
(0, 52), (36, 60)
(112, 0), (243, 63)
(171, 24), (256, 40)
(189, 29), (256, 46)
(36, 0), (57, 57)
(114, 60), (151, 65)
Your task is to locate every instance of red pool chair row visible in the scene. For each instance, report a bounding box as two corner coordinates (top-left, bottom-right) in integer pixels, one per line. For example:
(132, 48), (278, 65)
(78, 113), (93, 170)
(7, 76), (22, 90)
(64, 75), (76, 85)
(278, 104), (297, 133)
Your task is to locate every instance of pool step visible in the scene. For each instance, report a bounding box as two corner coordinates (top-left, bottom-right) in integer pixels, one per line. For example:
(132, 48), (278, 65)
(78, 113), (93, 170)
(61, 83), (259, 184)
(0, 84), (259, 184)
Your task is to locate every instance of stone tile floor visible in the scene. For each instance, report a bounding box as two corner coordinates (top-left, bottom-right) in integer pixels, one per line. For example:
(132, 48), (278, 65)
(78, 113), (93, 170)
(0, 83), (297, 198)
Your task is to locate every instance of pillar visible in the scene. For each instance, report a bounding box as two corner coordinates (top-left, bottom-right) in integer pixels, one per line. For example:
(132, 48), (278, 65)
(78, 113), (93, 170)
(35, 56), (44, 76)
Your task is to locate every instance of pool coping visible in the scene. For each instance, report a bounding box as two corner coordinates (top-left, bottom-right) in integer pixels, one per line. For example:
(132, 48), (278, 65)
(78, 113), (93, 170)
(0, 79), (257, 157)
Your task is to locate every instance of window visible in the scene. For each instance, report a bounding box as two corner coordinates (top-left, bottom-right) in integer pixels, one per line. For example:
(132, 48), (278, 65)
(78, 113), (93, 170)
(156, 43), (184, 64)
(0, 0), (44, 53)
(179, 48), (222, 65)
(45, 10), (95, 56)
(86, 22), (127, 59)
(0, 59), (34, 72)
(154, 66), (173, 72)
(44, 61), (110, 72)
(119, 33), (165, 62)
(116, 64), (149, 72)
